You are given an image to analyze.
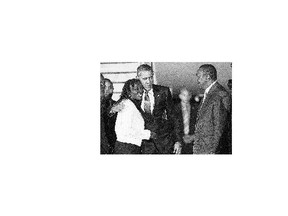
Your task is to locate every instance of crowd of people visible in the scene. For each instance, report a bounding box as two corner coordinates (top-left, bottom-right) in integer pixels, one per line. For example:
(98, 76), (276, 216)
(100, 64), (232, 154)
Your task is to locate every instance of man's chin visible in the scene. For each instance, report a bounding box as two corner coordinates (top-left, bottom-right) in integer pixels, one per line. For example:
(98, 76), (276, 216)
(145, 86), (152, 91)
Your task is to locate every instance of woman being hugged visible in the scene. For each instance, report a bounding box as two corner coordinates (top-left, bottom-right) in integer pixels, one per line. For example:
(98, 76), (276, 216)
(113, 79), (156, 154)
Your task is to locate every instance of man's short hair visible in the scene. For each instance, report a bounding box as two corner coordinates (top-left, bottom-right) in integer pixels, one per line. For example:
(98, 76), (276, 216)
(104, 78), (113, 86)
(137, 64), (153, 76)
(199, 64), (217, 81)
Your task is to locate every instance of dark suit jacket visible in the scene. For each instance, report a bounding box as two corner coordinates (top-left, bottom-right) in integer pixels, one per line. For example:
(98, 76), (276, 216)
(103, 98), (117, 152)
(100, 102), (110, 154)
(141, 84), (176, 154)
(193, 82), (232, 154)
(174, 101), (198, 153)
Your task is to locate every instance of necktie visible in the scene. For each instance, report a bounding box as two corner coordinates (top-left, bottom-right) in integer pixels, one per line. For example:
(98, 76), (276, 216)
(199, 92), (207, 110)
(144, 91), (151, 114)
(183, 103), (190, 135)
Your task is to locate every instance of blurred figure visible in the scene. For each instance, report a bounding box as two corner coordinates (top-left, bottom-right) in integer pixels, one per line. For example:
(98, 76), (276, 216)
(100, 73), (110, 154)
(100, 74), (105, 100)
(190, 64), (232, 154)
(104, 78), (115, 100)
(174, 88), (198, 154)
(113, 79), (156, 154)
(103, 78), (117, 153)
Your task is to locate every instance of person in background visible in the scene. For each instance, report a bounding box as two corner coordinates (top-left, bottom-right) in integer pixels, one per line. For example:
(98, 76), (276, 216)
(103, 78), (117, 153)
(104, 78), (115, 102)
(227, 79), (232, 92)
(174, 88), (197, 154)
(188, 64), (232, 154)
(100, 74), (110, 154)
(113, 79), (156, 154)
(136, 64), (177, 154)
(100, 74), (105, 100)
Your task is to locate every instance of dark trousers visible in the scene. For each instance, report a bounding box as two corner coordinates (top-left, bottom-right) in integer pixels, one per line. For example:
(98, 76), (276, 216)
(141, 140), (159, 154)
(182, 142), (193, 154)
(141, 139), (174, 154)
(113, 141), (141, 154)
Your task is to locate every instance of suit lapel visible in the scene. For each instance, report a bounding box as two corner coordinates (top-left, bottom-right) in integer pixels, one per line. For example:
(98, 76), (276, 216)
(196, 82), (219, 121)
(152, 85), (161, 115)
(177, 103), (184, 132)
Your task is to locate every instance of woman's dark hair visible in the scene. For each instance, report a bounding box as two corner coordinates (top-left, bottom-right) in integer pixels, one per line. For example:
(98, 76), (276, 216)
(109, 78), (151, 123)
(108, 79), (144, 117)
(119, 79), (142, 100)
(116, 79), (144, 114)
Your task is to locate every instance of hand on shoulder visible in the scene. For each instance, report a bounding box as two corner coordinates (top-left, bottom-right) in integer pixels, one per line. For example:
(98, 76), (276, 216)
(110, 100), (125, 114)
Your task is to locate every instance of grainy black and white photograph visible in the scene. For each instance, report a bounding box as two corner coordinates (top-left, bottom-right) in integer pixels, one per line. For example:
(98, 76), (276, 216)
(100, 62), (232, 154)
(2, 0), (288, 215)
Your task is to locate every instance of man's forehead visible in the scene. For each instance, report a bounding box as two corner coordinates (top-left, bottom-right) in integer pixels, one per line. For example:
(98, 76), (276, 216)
(196, 69), (205, 76)
(180, 89), (189, 94)
(182, 92), (190, 98)
(138, 70), (153, 78)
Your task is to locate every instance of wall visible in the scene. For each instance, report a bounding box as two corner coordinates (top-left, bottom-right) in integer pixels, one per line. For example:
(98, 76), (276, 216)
(153, 62), (232, 97)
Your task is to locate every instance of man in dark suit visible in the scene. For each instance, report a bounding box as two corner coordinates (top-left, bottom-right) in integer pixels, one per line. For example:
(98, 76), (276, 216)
(174, 88), (198, 154)
(100, 74), (110, 154)
(136, 64), (176, 154)
(103, 78), (117, 153)
(188, 64), (232, 154)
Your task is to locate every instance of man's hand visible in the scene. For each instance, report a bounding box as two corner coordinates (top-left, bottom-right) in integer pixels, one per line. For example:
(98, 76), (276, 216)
(173, 142), (182, 154)
(109, 101), (125, 115)
(150, 131), (157, 140)
(183, 134), (195, 144)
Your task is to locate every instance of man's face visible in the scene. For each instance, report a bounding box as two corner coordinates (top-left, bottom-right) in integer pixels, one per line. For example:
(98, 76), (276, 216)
(104, 81), (114, 97)
(179, 89), (191, 103)
(137, 70), (153, 91)
(130, 83), (144, 101)
(100, 76), (105, 100)
(196, 69), (209, 90)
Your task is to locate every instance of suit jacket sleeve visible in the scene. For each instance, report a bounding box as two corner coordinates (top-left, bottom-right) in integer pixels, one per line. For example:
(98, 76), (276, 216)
(174, 104), (184, 143)
(165, 87), (178, 141)
(208, 97), (228, 153)
(165, 87), (174, 122)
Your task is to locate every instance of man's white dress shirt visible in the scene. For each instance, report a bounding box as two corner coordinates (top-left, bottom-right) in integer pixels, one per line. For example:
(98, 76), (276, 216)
(204, 81), (217, 100)
(141, 89), (155, 113)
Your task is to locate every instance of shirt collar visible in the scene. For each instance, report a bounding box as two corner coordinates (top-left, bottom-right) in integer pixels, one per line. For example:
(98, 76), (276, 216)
(205, 80), (217, 95)
(145, 88), (153, 94)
